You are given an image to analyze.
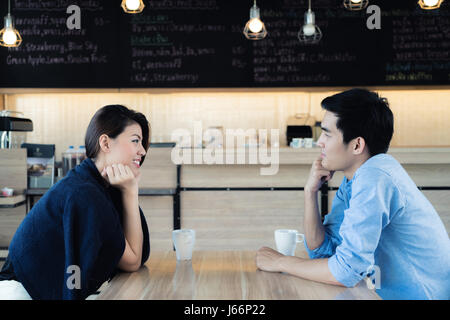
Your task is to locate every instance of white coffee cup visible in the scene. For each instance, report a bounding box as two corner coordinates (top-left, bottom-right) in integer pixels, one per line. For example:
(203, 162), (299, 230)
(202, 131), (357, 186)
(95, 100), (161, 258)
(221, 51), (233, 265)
(304, 138), (313, 148)
(291, 138), (303, 148)
(172, 229), (196, 260)
(274, 229), (304, 256)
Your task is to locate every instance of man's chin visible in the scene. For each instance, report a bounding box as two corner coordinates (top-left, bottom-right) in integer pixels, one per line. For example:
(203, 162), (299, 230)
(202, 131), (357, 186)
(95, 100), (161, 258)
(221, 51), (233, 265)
(321, 159), (334, 171)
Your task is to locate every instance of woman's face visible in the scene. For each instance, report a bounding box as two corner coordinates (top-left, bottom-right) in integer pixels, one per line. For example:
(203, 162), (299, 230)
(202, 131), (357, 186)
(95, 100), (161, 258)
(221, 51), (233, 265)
(105, 123), (147, 177)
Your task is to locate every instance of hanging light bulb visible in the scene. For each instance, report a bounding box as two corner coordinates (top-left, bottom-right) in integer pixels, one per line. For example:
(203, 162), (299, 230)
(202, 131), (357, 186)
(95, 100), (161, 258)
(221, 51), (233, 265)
(249, 18), (263, 33)
(243, 0), (267, 40)
(0, 0), (22, 48)
(298, 0), (322, 45)
(418, 0), (444, 10)
(121, 0), (145, 14)
(343, 0), (369, 11)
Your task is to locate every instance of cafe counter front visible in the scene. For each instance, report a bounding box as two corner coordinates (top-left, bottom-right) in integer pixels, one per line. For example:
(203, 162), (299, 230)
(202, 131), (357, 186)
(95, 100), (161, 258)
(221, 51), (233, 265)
(2, 146), (449, 253)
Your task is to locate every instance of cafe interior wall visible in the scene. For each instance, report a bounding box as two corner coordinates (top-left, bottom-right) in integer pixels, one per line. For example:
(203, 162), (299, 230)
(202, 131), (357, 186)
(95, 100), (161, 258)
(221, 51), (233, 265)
(1, 87), (450, 161)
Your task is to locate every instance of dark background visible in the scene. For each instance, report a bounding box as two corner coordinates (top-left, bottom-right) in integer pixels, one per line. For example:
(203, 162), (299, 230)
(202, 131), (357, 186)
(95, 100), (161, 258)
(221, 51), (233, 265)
(0, 0), (449, 88)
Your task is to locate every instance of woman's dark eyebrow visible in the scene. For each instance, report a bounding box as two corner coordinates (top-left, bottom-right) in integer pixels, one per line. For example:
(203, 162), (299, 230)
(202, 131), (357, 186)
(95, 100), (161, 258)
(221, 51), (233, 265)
(132, 134), (142, 140)
(321, 126), (331, 133)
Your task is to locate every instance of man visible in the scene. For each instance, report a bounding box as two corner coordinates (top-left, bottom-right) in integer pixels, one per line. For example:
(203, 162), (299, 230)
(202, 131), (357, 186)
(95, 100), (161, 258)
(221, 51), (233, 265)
(256, 88), (450, 300)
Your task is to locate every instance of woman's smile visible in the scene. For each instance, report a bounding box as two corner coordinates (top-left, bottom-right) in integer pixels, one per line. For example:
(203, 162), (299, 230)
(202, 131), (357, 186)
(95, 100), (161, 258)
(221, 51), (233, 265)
(132, 158), (141, 168)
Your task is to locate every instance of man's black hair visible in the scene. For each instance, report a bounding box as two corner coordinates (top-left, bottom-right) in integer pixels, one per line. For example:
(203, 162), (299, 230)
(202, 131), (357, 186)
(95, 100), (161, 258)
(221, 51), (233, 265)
(321, 88), (394, 156)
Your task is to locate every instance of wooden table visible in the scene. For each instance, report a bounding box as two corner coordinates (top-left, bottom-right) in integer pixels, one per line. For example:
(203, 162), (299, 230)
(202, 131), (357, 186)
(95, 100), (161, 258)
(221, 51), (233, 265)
(96, 251), (380, 300)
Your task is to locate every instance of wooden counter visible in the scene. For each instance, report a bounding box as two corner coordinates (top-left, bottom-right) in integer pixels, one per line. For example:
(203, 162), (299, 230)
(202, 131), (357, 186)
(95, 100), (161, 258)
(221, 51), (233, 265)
(173, 146), (450, 188)
(0, 195), (26, 208)
(0, 149), (27, 248)
(129, 146), (450, 188)
(5, 146), (449, 252)
(0, 148), (27, 193)
(140, 146), (450, 251)
(170, 146), (450, 165)
(273, 146), (450, 165)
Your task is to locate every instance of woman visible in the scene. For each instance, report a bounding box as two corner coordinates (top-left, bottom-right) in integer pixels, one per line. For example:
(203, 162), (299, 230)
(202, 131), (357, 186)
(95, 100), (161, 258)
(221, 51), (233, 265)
(0, 105), (151, 300)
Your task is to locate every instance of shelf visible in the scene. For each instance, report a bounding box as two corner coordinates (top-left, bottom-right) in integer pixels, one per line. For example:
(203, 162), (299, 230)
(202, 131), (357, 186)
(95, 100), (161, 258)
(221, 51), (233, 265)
(26, 188), (176, 196)
(0, 195), (26, 208)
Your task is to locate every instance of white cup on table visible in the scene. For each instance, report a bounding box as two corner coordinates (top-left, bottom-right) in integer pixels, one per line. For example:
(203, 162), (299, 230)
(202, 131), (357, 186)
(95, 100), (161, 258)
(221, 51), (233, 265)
(172, 229), (196, 260)
(274, 229), (304, 256)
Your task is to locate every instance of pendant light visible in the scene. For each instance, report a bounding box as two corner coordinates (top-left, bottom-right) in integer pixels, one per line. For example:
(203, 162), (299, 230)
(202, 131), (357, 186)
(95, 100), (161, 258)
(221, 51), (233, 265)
(243, 0), (267, 40)
(0, 0), (22, 48)
(343, 0), (369, 11)
(121, 0), (145, 14)
(418, 0), (444, 10)
(298, 0), (322, 45)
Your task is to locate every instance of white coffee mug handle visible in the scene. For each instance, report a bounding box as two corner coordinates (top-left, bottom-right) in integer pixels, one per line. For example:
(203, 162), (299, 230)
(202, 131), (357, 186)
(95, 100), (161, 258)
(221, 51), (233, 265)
(296, 233), (305, 243)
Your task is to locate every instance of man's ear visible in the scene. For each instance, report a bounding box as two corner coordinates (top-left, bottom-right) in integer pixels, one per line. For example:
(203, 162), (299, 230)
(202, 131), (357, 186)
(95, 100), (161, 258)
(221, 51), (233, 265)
(352, 137), (366, 155)
(98, 134), (110, 153)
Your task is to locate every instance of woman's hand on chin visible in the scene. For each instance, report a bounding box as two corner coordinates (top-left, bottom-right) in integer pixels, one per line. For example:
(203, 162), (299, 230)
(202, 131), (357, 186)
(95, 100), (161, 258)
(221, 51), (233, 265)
(101, 163), (139, 194)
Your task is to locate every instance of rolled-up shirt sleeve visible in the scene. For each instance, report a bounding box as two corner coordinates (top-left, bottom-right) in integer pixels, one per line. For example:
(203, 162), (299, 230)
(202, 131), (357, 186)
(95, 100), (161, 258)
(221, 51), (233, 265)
(327, 168), (402, 287)
(304, 231), (335, 258)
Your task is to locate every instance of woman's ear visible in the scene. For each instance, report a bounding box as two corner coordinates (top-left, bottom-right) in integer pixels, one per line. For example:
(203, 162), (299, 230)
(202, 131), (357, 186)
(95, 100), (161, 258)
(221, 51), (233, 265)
(98, 134), (110, 153)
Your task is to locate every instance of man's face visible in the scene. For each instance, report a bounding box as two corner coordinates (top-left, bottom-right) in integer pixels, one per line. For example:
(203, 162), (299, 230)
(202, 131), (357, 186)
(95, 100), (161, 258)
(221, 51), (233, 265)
(316, 111), (354, 172)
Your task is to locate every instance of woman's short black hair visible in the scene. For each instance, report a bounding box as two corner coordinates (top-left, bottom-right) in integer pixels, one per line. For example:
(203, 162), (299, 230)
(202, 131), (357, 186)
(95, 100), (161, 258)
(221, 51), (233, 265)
(321, 88), (394, 157)
(85, 105), (150, 164)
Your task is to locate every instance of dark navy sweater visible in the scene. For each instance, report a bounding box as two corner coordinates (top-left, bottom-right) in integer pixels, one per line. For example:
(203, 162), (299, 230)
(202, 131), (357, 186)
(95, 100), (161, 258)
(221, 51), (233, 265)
(1, 158), (150, 300)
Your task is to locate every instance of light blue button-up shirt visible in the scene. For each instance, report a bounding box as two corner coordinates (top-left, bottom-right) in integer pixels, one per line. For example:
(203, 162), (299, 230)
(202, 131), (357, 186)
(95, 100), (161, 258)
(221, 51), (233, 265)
(305, 153), (450, 300)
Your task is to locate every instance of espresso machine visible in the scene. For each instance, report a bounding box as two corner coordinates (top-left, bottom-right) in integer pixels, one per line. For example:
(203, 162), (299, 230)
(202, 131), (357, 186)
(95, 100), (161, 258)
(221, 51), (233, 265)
(0, 110), (33, 148)
(286, 113), (316, 146)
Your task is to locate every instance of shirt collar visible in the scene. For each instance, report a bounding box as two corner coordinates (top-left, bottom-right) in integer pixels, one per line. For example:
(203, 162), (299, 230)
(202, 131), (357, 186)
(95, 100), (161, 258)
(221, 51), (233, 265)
(345, 153), (388, 185)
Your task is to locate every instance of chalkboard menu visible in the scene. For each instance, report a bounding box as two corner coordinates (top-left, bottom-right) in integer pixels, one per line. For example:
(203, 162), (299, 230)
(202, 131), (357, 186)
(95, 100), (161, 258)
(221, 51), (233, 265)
(0, 0), (449, 87)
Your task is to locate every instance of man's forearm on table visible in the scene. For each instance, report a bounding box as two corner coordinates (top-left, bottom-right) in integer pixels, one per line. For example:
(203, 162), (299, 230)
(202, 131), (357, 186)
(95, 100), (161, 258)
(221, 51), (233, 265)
(278, 256), (344, 287)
